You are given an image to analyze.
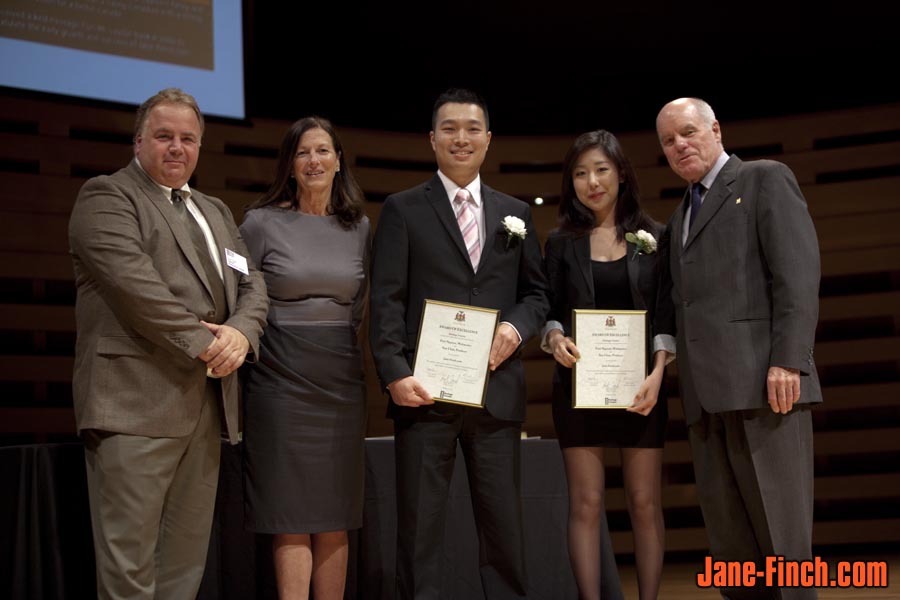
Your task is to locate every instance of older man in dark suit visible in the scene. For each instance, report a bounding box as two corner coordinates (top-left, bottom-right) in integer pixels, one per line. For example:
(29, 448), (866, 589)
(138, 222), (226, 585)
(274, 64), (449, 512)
(68, 88), (268, 599)
(369, 88), (549, 599)
(657, 97), (822, 600)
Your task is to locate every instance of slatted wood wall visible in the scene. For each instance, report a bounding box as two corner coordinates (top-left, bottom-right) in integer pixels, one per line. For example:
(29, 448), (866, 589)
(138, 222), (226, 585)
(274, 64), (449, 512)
(1, 93), (898, 554)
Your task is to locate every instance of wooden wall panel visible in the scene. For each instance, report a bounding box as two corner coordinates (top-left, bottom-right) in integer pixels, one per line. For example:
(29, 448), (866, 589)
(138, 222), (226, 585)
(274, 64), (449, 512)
(1, 93), (898, 553)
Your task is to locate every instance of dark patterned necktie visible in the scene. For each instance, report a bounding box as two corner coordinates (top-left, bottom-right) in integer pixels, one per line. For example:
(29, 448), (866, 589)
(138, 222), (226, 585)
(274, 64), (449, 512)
(171, 190), (227, 323)
(689, 183), (704, 231)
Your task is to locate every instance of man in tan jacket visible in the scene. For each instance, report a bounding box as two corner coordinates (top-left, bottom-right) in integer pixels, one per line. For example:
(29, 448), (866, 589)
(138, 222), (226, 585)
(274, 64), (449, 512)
(68, 88), (268, 599)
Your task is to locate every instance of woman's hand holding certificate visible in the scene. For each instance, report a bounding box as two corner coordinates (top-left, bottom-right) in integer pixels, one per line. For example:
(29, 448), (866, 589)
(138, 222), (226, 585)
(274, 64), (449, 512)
(547, 329), (581, 368)
(572, 309), (648, 409)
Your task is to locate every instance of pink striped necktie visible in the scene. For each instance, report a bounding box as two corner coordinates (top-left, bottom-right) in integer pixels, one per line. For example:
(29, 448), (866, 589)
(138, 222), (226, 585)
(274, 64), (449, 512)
(454, 188), (481, 270)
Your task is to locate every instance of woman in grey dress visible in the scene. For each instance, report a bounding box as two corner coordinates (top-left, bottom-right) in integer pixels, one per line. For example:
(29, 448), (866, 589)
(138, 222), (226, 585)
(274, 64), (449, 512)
(240, 116), (369, 600)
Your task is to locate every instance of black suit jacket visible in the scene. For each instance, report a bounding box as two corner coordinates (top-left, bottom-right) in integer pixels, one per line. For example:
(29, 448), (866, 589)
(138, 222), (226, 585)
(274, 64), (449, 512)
(369, 174), (549, 422)
(666, 155), (822, 425)
(543, 222), (673, 341)
(543, 223), (675, 385)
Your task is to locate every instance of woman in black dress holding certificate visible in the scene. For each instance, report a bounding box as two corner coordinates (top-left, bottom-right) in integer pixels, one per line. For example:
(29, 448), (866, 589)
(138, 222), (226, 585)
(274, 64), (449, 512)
(542, 130), (674, 600)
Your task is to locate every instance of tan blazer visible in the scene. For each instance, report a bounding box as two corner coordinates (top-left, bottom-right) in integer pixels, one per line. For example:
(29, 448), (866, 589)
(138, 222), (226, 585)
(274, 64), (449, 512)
(68, 160), (268, 443)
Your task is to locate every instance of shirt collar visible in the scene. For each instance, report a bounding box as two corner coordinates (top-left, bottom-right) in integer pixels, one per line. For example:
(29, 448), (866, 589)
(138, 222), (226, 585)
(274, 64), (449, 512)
(437, 170), (482, 208)
(135, 158), (192, 202)
(700, 151), (730, 191)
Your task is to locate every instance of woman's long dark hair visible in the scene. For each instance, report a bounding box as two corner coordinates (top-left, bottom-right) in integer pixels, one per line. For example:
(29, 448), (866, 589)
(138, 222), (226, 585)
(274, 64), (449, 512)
(246, 116), (365, 228)
(558, 129), (653, 239)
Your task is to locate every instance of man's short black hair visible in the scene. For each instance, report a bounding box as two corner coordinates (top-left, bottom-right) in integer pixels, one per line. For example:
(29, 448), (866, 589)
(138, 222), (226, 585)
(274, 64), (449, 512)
(431, 88), (490, 131)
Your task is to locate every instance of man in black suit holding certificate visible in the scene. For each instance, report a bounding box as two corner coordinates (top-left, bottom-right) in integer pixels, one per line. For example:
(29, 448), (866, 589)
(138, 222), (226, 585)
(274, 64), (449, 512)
(369, 88), (549, 599)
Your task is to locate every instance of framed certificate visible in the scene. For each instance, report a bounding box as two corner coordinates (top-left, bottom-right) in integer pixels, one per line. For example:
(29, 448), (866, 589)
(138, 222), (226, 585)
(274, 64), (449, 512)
(412, 300), (499, 408)
(572, 309), (648, 409)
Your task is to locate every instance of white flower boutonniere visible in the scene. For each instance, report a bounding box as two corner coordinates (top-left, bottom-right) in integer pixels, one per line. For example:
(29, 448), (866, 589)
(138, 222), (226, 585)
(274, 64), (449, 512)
(501, 215), (527, 249)
(624, 229), (657, 260)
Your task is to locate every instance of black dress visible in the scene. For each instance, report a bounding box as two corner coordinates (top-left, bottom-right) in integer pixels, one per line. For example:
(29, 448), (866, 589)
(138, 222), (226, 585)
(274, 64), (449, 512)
(552, 256), (668, 448)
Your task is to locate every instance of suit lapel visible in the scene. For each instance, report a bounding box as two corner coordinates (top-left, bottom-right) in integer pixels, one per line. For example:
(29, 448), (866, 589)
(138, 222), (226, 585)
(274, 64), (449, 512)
(684, 155), (741, 250)
(673, 190), (687, 255)
(625, 240), (645, 309)
(191, 192), (235, 311)
(425, 175), (473, 271)
(477, 184), (501, 273)
(573, 233), (594, 301)
(127, 161), (220, 307)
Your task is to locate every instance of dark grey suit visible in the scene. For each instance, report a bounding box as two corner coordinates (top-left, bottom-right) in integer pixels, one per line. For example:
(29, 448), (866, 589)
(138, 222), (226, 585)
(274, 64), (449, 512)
(666, 155), (821, 600)
(370, 174), (548, 599)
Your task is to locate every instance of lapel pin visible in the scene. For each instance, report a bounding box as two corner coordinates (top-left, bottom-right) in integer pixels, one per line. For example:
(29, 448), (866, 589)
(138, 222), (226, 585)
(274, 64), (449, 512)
(736, 197), (742, 204)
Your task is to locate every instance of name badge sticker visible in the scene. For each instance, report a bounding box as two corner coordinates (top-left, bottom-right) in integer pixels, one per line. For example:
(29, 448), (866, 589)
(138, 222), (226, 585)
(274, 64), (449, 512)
(225, 248), (249, 275)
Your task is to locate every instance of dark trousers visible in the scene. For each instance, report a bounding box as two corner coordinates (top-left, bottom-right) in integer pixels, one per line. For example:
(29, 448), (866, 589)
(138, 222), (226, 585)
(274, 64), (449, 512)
(689, 406), (816, 600)
(394, 405), (528, 600)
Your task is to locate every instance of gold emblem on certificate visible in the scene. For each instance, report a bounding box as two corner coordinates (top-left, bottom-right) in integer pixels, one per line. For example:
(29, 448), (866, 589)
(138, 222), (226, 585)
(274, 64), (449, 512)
(412, 300), (499, 407)
(572, 309), (648, 409)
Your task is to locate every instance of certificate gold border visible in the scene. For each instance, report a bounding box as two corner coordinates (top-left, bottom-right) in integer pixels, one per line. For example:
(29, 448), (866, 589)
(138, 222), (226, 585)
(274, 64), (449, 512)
(571, 309), (648, 409)
(413, 299), (499, 408)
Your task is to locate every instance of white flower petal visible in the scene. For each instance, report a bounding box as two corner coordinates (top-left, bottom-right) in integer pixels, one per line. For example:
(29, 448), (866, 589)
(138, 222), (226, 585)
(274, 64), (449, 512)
(502, 215), (527, 237)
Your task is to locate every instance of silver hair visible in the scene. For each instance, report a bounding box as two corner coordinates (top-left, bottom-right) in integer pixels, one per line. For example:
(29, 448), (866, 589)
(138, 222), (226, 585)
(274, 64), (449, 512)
(656, 97), (720, 140)
(687, 98), (717, 127)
